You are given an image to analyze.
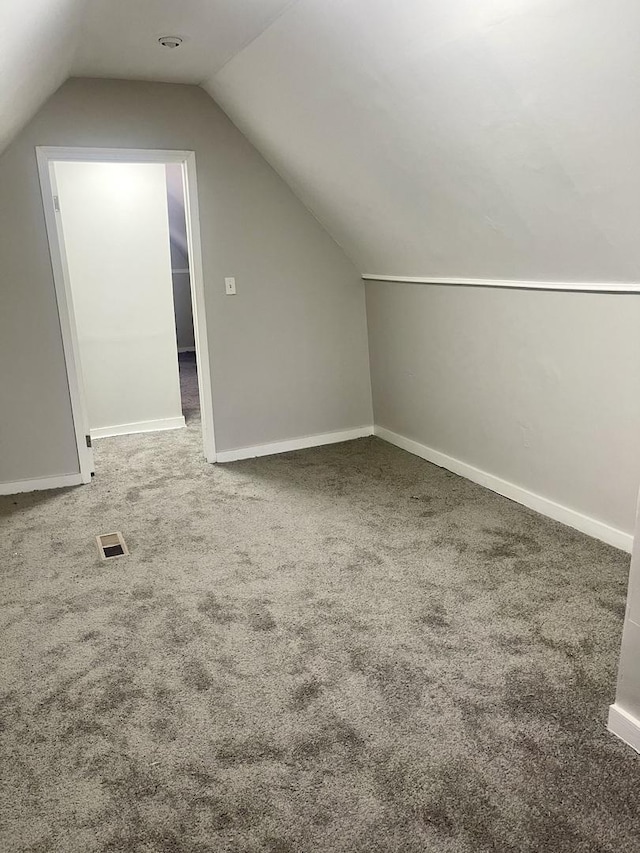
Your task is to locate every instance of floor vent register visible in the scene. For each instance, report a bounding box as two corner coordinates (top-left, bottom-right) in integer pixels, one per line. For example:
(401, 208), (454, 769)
(96, 532), (129, 560)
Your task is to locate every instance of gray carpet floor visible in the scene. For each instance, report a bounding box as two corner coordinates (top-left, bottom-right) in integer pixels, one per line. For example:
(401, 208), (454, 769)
(1, 363), (638, 852)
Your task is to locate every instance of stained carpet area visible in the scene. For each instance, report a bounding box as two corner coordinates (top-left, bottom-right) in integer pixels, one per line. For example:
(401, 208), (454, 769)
(0, 419), (638, 852)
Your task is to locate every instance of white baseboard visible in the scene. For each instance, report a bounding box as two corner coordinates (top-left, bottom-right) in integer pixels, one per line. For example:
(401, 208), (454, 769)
(374, 425), (633, 553)
(0, 472), (83, 495)
(608, 704), (640, 753)
(216, 426), (374, 463)
(91, 416), (186, 440)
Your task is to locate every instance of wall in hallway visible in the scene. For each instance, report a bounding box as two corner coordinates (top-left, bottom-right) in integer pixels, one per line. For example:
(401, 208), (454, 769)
(165, 163), (195, 351)
(172, 271), (195, 351)
(166, 163), (188, 261)
(54, 160), (183, 436)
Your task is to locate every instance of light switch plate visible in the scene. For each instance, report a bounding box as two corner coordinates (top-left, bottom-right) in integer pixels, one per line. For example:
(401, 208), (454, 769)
(225, 276), (236, 295)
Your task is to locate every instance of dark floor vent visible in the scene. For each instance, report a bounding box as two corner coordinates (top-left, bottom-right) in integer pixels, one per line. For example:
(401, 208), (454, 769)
(96, 532), (129, 560)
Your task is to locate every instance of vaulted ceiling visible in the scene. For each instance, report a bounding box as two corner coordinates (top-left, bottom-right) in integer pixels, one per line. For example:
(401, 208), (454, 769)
(3, 0), (640, 280)
(0, 0), (86, 152)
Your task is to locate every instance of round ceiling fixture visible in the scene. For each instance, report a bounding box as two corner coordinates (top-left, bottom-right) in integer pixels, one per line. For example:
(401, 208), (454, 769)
(158, 36), (183, 49)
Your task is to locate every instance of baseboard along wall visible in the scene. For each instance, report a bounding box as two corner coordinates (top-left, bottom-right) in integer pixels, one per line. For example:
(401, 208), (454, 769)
(215, 426), (374, 463)
(608, 704), (640, 754)
(215, 423), (632, 551)
(1, 422), (632, 556)
(0, 473), (84, 496)
(91, 416), (186, 440)
(373, 425), (633, 553)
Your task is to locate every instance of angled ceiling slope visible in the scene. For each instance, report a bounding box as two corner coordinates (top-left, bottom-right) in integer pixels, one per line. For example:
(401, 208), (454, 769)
(0, 0), (87, 152)
(205, 0), (640, 280)
(3, 0), (640, 282)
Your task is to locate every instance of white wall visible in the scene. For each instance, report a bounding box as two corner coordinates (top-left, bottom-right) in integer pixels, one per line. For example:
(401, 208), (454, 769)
(366, 282), (640, 540)
(0, 78), (372, 483)
(55, 161), (183, 435)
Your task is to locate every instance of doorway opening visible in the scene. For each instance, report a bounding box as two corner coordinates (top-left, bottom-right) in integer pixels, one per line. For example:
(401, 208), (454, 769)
(37, 147), (216, 483)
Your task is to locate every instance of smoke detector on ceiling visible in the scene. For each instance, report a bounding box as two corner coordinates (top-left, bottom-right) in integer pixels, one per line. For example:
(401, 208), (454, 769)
(158, 36), (183, 49)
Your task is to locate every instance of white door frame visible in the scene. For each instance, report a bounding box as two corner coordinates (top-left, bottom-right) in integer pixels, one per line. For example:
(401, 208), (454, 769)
(36, 146), (217, 483)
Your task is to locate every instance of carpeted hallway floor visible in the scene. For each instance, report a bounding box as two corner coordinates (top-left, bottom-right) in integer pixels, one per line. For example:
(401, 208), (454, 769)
(177, 350), (200, 426)
(1, 372), (638, 851)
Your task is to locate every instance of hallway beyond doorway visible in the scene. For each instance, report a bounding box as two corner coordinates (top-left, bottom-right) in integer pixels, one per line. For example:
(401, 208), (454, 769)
(178, 350), (200, 425)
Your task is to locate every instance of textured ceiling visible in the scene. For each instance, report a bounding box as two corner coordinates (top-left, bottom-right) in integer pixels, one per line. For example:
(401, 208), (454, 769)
(2, 0), (640, 280)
